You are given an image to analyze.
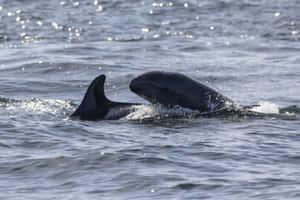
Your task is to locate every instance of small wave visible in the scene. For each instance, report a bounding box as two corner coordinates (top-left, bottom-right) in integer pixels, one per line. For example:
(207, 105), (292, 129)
(174, 182), (222, 190)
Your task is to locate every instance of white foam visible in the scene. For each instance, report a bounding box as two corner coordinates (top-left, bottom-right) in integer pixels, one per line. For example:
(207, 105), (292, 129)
(249, 101), (279, 114)
(6, 99), (73, 115)
(123, 105), (156, 120)
(123, 104), (199, 120)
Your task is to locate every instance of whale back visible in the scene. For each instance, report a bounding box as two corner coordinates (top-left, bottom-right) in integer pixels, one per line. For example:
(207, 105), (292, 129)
(130, 71), (234, 113)
(71, 75), (136, 120)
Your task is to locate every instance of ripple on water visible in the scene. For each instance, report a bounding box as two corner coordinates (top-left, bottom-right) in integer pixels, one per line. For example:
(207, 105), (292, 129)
(1, 0), (300, 199)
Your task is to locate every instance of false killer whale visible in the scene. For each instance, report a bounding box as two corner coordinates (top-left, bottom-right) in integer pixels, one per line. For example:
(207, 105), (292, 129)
(130, 71), (236, 113)
(71, 75), (140, 120)
(71, 71), (239, 121)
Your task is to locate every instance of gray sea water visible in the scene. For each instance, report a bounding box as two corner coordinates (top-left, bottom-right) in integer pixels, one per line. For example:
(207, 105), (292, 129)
(1, 0), (300, 199)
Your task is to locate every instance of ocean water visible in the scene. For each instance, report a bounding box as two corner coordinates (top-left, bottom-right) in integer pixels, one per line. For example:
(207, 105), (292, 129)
(1, 0), (300, 199)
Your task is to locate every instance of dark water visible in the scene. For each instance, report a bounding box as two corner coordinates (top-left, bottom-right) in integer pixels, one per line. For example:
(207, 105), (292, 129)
(1, 0), (300, 199)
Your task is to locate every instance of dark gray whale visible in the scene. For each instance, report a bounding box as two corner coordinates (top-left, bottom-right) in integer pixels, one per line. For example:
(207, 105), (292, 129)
(130, 71), (236, 113)
(71, 75), (139, 120)
(71, 71), (239, 121)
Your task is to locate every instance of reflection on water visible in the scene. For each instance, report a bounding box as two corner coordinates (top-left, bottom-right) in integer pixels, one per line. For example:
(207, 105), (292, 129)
(0, 0), (300, 199)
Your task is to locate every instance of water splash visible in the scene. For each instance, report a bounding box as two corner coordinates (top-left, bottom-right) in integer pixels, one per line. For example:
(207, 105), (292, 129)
(123, 104), (199, 120)
(249, 101), (279, 114)
(0, 97), (74, 118)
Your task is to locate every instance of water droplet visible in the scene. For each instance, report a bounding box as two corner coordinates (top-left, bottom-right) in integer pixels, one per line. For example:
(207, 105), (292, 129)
(88, 21), (93, 25)
(96, 5), (103, 12)
(94, 0), (98, 5)
(184, 3), (189, 8)
(150, 189), (155, 193)
(16, 17), (21, 22)
(274, 12), (280, 17)
(107, 37), (113, 41)
(21, 25), (26, 29)
(0, 6), (3, 11)
(141, 28), (149, 33)
(149, 10), (153, 14)
(52, 22), (59, 29)
(20, 32), (26, 37)
(7, 12), (13, 16)
(210, 26), (214, 30)
(36, 21), (43, 26)
(73, 2), (79, 7)
(16, 9), (21, 14)
(152, 2), (164, 7)
(291, 31), (298, 35)
(153, 34), (160, 39)
(161, 21), (170, 25)
(60, 1), (66, 6)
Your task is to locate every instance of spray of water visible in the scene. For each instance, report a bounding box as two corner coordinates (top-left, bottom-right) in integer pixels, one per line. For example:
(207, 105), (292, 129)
(249, 101), (279, 114)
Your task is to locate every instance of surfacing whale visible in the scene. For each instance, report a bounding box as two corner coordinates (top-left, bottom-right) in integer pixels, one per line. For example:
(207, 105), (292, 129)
(130, 71), (236, 113)
(71, 71), (240, 121)
(71, 75), (140, 120)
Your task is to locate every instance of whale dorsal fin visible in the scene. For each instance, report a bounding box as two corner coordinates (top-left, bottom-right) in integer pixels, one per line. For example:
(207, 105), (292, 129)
(71, 74), (112, 120)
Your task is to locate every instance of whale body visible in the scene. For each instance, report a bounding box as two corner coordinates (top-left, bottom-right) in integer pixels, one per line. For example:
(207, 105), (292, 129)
(71, 75), (139, 120)
(130, 71), (235, 113)
(71, 71), (238, 121)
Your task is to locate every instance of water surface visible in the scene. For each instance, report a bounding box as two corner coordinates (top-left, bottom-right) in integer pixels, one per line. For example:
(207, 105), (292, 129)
(1, 0), (300, 199)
